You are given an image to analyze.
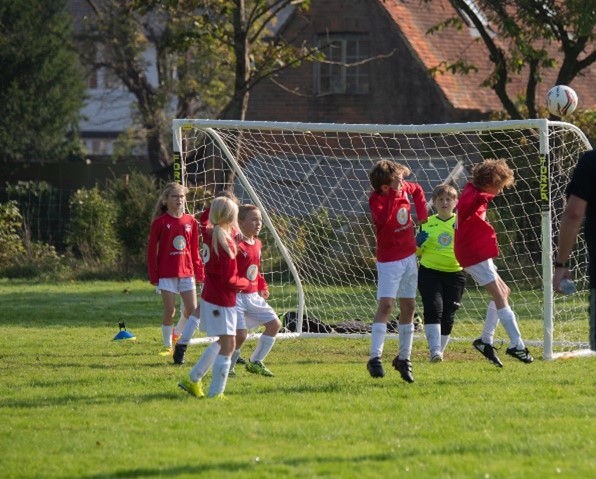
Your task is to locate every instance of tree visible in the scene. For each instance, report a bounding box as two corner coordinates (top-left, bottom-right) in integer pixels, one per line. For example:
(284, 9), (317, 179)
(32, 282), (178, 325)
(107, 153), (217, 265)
(209, 0), (315, 121)
(138, 0), (318, 121)
(75, 0), (316, 174)
(0, 0), (85, 161)
(423, 1), (594, 277)
(172, 0), (319, 190)
(426, 0), (596, 119)
(75, 0), (230, 173)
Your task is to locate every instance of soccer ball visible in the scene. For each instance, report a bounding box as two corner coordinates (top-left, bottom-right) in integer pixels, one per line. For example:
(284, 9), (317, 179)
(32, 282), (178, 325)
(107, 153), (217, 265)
(546, 85), (578, 117)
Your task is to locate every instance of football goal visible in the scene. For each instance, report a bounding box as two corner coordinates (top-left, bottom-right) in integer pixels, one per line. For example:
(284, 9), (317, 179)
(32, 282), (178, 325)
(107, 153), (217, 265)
(172, 118), (592, 360)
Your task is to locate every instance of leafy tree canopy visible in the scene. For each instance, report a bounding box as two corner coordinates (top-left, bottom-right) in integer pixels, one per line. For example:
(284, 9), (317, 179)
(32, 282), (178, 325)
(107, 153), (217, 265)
(426, 0), (595, 119)
(0, 0), (85, 161)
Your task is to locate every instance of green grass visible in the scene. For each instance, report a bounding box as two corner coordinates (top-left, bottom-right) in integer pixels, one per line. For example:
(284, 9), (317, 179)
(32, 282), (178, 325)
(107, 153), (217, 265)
(1, 279), (595, 478)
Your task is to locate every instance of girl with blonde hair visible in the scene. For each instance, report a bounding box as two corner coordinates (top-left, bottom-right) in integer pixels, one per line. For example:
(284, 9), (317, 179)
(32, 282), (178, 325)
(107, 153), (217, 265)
(178, 197), (249, 399)
(147, 182), (203, 356)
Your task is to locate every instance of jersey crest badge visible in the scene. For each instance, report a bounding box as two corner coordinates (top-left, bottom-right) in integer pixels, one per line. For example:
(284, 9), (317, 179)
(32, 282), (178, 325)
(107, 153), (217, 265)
(173, 235), (187, 250)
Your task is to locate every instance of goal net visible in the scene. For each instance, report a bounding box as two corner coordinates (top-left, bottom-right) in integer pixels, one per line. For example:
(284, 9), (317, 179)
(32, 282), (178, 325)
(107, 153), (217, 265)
(173, 119), (592, 360)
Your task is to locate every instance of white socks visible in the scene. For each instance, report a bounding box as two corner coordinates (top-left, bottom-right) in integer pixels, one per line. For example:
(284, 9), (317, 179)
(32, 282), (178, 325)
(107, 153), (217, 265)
(250, 335), (276, 363)
(230, 349), (241, 371)
(370, 322), (387, 358)
(178, 314), (200, 346)
(441, 335), (450, 352)
(189, 342), (221, 382)
(425, 323), (441, 356)
(162, 325), (173, 348)
(398, 323), (414, 360)
(174, 311), (189, 337)
(208, 355), (231, 398)
(481, 301), (500, 345)
(497, 306), (525, 349)
(371, 322), (413, 360)
(480, 301), (525, 349)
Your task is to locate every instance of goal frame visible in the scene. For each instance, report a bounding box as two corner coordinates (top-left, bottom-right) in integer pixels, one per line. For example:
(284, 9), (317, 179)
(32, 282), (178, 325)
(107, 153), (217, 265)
(173, 118), (592, 360)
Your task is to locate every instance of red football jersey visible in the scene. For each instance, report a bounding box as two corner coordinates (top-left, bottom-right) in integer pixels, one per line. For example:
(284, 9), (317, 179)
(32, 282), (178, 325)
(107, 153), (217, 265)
(236, 237), (268, 294)
(454, 182), (499, 268)
(201, 236), (250, 307)
(147, 213), (203, 285)
(198, 209), (210, 237)
(368, 181), (428, 262)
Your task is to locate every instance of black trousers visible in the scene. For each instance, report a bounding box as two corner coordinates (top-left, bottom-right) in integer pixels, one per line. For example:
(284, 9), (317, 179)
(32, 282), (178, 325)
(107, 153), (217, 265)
(589, 288), (595, 351)
(417, 265), (467, 336)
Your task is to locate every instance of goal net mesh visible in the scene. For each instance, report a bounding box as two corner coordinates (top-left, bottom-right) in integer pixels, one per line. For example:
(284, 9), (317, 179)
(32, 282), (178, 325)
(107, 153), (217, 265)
(174, 119), (591, 357)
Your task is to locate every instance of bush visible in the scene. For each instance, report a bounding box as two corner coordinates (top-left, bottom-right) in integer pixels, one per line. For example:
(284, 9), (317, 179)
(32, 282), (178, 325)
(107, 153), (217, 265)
(0, 198), (69, 279)
(0, 200), (25, 268)
(261, 209), (377, 285)
(2, 241), (66, 279)
(110, 173), (158, 276)
(3, 180), (65, 248)
(66, 186), (119, 264)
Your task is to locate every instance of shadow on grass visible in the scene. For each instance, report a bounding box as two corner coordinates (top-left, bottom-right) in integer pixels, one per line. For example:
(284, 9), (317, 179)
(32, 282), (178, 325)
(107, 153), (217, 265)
(71, 453), (397, 479)
(0, 357), (179, 371)
(0, 392), (181, 409)
(0, 285), (160, 328)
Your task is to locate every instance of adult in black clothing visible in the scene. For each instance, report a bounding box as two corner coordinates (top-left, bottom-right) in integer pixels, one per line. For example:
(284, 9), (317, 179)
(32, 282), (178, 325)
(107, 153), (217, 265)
(553, 149), (596, 351)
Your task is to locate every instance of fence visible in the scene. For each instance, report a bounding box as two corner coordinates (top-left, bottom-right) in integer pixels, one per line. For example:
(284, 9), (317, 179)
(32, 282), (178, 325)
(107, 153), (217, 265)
(0, 159), (151, 250)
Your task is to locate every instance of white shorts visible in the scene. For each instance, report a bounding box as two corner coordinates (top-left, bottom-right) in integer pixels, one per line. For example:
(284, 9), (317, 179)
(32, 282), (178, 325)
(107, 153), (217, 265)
(199, 299), (237, 337)
(377, 254), (418, 300)
(236, 292), (278, 330)
(156, 277), (196, 294)
(464, 259), (498, 287)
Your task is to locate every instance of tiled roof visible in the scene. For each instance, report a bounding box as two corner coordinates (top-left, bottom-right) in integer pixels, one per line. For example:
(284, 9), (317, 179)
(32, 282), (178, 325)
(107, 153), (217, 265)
(379, 0), (595, 113)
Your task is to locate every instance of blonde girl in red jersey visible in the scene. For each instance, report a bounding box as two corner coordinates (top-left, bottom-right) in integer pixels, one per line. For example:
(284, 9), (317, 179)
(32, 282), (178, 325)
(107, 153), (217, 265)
(178, 197), (249, 399)
(367, 160), (427, 383)
(172, 190), (239, 365)
(454, 159), (533, 367)
(229, 204), (281, 377)
(147, 183), (203, 356)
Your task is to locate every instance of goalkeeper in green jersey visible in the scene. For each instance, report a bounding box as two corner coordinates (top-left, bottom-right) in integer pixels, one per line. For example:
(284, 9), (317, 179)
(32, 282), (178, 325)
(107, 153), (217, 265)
(416, 184), (467, 362)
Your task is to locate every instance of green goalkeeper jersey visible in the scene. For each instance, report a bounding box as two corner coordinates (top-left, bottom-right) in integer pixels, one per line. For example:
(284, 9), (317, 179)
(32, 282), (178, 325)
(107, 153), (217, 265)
(417, 214), (462, 272)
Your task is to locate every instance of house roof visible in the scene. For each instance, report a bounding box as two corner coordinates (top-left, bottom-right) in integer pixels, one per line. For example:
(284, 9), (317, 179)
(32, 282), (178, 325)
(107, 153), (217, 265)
(379, 0), (596, 113)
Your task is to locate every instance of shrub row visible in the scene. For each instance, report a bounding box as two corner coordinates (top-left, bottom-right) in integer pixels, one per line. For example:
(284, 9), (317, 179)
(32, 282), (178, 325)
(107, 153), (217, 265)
(0, 173), (158, 280)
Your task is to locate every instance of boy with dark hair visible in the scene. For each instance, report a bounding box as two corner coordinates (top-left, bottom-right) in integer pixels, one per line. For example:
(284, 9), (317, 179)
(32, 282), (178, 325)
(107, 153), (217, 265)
(367, 160), (428, 382)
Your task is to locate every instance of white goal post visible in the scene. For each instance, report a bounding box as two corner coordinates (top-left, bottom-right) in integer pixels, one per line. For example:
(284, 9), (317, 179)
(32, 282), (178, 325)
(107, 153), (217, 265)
(172, 118), (592, 360)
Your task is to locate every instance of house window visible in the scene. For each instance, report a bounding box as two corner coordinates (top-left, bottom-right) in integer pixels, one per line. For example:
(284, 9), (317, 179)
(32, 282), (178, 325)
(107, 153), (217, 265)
(103, 68), (121, 89)
(86, 44), (99, 89)
(86, 44), (123, 90)
(87, 70), (98, 89)
(315, 34), (370, 95)
(86, 139), (112, 155)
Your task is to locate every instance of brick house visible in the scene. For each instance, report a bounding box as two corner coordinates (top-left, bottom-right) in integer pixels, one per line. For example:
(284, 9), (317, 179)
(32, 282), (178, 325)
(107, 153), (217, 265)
(246, 0), (595, 125)
(64, 0), (594, 162)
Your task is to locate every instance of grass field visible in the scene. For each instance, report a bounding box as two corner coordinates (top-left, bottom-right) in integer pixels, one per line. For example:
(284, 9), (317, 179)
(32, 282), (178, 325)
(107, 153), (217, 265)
(1, 279), (595, 479)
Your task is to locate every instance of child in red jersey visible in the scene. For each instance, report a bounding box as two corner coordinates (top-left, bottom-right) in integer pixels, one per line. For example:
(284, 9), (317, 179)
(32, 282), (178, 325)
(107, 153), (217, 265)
(172, 190), (239, 365)
(454, 159), (533, 367)
(229, 204), (281, 377)
(178, 197), (249, 399)
(147, 183), (203, 356)
(367, 160), (428, 382)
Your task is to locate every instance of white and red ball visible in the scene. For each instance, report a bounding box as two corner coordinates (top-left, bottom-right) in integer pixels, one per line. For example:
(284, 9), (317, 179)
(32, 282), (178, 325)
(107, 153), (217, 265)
(546, 85), (578, 117)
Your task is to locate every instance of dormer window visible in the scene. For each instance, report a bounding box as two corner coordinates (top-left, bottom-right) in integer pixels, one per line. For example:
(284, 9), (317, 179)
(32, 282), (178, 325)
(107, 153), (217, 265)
(314, 33), (370, 95)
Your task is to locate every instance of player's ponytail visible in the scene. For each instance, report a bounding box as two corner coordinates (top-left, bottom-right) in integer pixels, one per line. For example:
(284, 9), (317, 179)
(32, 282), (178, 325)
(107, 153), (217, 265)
(209, 197), (238, 258)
